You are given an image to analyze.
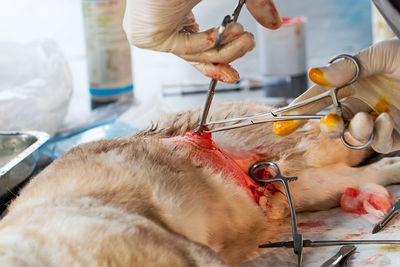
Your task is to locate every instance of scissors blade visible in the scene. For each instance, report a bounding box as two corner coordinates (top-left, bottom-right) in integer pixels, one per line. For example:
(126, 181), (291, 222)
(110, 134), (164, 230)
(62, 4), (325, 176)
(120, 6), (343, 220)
(232, 0), (246, 22)
(372, 199), (400, 234)
(203, 89), (333, 132)
(203, 113), (324, 133)
(205, 112), (324, 126)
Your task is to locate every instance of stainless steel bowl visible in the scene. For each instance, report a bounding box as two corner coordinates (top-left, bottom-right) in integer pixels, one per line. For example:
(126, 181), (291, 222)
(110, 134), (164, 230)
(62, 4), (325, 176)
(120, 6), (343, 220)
(0, 131), (49, 197)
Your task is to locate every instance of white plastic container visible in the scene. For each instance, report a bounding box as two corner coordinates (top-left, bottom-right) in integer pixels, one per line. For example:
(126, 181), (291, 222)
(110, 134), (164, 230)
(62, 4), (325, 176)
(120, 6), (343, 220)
(257, 16), (307, 77)
(257, 16), (307, 98)
(82, 0), (133, 104)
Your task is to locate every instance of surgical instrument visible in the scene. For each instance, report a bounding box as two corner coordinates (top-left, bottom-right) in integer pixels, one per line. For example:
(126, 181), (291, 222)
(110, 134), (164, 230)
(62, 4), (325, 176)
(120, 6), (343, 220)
(196, 0), (246, 135)
(249, 161), (303, 266)
(203, 55), (375, 150)
(321, 245), (356, 267)
(260, 239), (400, 248)
(250, 161), (400, 266)
(372, 198), (400, 234)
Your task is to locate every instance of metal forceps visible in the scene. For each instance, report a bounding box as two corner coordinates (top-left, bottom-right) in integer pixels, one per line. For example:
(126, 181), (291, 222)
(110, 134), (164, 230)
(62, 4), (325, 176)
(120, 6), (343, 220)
(249, 161), (304, 266)
(196, 0), (246, 135)
(372, 198), (400, 234)
(203, 55), (375, 150)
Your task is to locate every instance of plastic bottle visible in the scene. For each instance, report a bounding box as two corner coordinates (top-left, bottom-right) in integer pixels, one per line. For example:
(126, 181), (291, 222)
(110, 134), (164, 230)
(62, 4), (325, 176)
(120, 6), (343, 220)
(82, 0), (133, 107)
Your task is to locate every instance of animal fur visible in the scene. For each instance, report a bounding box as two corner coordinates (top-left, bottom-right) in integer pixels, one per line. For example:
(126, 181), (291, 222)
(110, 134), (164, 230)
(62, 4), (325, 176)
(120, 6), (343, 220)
(0, 102), (400, 266)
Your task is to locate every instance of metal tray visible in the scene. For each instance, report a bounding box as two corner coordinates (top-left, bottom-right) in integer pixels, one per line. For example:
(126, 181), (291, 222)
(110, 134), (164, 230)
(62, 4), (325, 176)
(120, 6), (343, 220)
(0, 131), (49, 197)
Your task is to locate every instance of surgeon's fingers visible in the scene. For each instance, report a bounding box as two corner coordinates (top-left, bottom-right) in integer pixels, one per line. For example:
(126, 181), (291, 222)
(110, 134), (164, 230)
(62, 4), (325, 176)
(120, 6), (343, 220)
(272, 83), (356, 137)
(308, 58), (359, 88)
(273, 84), (338, 137)
(308, 40), (400, 88)
(190, 62), (240, 84)
(319, 113), (344, 138)
(348, 112), (374, 142)
(246, 0), (282, 29)
(371, 113), (395, 154)
(319, 99), (372, 138)
(161, 23), (245, 55)
(179, 32), (255, 64)
(353, 39), (400, 78)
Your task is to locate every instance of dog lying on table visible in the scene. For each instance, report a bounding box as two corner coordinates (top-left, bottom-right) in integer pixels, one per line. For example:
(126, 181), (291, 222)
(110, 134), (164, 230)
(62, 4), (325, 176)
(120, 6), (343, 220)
(0, 102), (399, 266)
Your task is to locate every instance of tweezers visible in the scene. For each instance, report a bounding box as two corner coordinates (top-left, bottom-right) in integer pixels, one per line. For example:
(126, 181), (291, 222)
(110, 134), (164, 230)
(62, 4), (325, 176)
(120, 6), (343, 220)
(372, 198), (400, 234)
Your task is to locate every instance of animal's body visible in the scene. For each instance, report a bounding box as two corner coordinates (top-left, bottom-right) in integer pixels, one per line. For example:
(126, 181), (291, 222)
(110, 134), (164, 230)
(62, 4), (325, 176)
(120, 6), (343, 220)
(0, 102), (399, 266)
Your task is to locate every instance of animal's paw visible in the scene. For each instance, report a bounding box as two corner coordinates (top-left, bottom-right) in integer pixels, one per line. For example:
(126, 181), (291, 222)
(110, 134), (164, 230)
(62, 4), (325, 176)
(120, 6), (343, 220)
(375, 156), (400, 184)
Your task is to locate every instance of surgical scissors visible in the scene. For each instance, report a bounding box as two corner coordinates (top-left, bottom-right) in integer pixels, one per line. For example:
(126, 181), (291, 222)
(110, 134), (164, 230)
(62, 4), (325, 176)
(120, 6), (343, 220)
(249, 161), (304, 266)
(203, 54), (375, 150)
(372, 198), (400, 234)
(196, 0), (246, 135)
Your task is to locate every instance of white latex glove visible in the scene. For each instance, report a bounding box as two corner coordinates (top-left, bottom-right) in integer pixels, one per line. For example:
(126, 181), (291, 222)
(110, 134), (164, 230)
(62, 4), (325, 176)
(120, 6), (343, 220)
(123, 0), (282, 84)
(273, 39), (400, 153)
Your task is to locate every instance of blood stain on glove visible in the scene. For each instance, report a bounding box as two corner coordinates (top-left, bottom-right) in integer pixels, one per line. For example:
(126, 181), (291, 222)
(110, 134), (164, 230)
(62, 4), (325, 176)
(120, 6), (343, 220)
(340, 183), (395, 218)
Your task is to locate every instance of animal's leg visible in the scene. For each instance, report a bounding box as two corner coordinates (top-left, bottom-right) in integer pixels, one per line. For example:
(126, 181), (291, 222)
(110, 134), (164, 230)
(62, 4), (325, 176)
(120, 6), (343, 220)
(292, 157), (400, 212)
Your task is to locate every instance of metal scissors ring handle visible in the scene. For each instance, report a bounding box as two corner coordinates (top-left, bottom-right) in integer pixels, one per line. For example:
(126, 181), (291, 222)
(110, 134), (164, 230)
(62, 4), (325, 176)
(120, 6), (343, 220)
(329, 54), (361, 88)
(328, 54), (375, 150)
(341, 130), (375, 150)
(249, 161), (297, 183)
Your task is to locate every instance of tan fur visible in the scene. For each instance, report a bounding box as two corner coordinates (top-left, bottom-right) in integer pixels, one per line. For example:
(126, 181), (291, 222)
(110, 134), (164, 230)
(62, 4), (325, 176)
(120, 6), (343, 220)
(0, 102), (400, 266)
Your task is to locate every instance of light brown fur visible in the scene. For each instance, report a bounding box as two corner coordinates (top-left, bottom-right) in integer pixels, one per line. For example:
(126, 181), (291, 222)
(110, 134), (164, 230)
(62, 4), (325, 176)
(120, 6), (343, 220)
(1, 102), (400, 266)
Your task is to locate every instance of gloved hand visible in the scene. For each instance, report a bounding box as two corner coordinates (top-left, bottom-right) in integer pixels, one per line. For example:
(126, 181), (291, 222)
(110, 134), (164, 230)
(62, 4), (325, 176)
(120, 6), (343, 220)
(123, 0), (282, 84)
(273, 39), (400, 153)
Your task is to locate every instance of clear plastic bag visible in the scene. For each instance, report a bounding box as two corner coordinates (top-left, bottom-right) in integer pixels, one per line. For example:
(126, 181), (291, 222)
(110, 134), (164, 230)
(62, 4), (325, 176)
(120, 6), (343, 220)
(0, 40), (72, 136)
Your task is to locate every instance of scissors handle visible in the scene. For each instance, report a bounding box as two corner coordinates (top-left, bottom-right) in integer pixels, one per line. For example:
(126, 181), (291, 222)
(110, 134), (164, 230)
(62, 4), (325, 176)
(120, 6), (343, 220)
(341, 129), (375, 150)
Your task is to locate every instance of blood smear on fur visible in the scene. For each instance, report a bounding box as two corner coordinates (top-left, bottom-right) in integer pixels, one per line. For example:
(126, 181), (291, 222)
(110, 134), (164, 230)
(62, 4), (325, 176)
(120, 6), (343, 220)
(340, 184), (395, 218)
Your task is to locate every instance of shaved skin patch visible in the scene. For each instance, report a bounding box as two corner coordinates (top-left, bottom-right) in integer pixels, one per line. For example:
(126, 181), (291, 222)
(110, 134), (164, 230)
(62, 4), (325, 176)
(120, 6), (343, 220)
(273, 120), (304, 136)
(309, 68), (330, 86)
(162, 130), (283, 210)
